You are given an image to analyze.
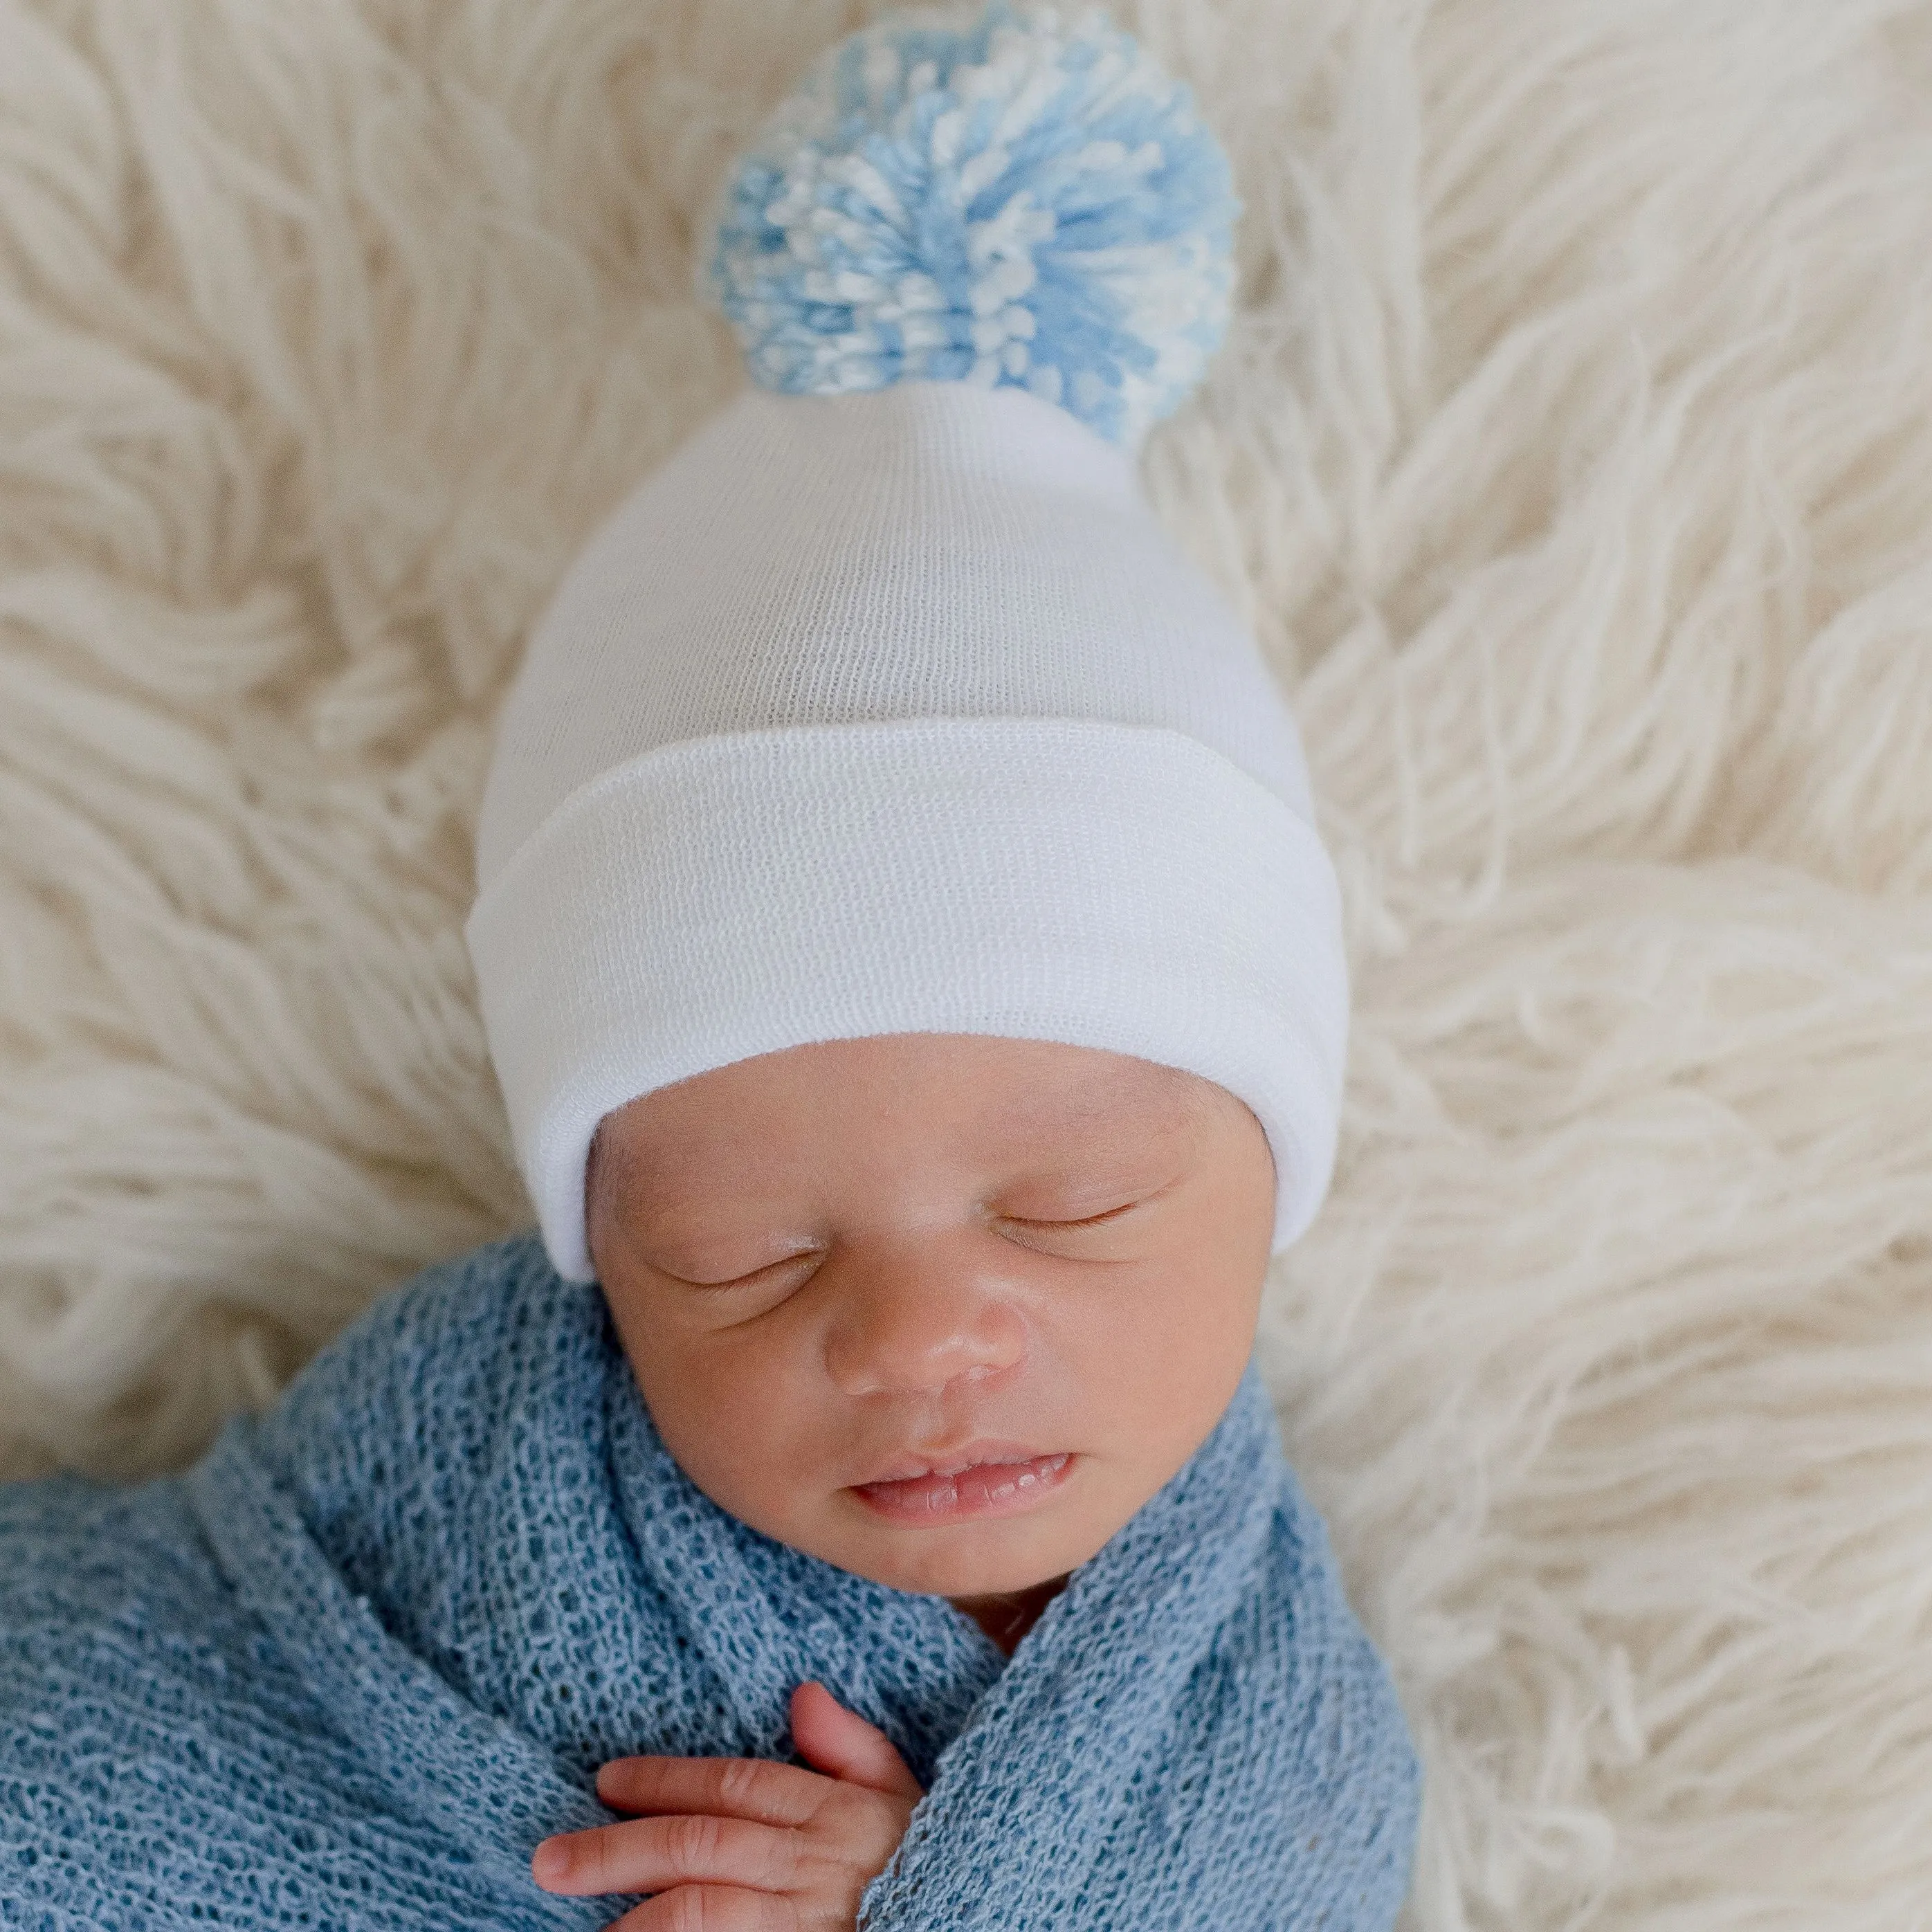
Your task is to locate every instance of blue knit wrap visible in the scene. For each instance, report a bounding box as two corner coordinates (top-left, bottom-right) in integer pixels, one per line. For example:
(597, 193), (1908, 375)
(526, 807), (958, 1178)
(702, 1), (1240, 448)
(1, 1232), (1421, 1929)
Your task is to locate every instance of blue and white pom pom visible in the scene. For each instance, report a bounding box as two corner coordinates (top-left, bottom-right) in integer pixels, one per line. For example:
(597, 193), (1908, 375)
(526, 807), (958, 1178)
(701, 0), (1240, 449)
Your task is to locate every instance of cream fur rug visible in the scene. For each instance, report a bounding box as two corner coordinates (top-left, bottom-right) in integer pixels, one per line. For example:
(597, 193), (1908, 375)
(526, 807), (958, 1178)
(5, 0), (1931, 1923)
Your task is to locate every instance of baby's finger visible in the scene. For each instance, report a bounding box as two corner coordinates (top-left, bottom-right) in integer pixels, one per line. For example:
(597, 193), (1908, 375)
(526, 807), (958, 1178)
(610, 1884), (795, 1931)
(531, 1812), (798, 1898)
(595, 1752), (828, 1826)
(788, 1680), (924, 1799)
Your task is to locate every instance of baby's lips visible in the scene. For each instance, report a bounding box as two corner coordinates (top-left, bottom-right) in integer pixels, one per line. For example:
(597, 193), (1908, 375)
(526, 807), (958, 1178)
(849, 1452), (1075, 1524)
(851, 1436), (1059, 1485)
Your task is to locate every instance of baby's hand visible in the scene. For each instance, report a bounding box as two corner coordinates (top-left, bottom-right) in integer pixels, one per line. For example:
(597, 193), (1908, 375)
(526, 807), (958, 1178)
(531, 1680), (922, 1929)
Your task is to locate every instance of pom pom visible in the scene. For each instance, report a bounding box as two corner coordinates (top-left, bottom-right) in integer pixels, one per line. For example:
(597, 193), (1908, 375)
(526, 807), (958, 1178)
(700, 0), (1240, 448)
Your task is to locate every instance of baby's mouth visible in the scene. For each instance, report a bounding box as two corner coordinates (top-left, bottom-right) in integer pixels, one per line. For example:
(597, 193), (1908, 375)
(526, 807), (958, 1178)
(848, 1450), (1074, 1524)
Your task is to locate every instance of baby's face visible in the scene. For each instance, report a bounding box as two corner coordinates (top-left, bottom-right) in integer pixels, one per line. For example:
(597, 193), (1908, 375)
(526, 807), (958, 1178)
(585, 1032), (1276, 1603)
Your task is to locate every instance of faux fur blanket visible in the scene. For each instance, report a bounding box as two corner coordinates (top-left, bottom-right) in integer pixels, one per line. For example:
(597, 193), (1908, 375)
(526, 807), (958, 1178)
(0, 1230), (1423, 1929)
(8, 3), (1932, 1924)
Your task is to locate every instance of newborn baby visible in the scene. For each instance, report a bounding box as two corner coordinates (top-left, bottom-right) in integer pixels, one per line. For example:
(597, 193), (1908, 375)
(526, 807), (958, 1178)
(531, 1030), (1278, 1918)
(1, 6), (1423, 1927)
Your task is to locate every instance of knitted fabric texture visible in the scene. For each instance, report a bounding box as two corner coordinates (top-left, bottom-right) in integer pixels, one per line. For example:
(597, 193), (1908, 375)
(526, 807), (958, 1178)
(0, 1230), (1422, 1929)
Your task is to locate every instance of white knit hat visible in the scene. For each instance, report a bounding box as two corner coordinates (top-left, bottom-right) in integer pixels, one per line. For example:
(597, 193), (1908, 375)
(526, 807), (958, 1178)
(466, 1), (1348, 1285)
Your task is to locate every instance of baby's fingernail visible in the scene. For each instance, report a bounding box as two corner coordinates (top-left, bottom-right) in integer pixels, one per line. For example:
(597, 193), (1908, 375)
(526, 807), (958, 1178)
(531, 1838), (569, 1885)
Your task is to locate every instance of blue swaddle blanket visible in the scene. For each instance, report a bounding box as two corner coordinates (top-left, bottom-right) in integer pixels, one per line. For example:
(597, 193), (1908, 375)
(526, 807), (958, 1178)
(0, 1231), (1421, 1928)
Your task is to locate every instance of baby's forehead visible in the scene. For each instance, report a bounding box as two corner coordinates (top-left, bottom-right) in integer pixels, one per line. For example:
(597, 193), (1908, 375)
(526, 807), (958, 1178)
(593, 1050), (1214, 1181)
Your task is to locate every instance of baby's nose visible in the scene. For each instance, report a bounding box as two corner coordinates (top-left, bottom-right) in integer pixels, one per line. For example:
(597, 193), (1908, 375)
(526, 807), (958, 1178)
(820, 1250), (1027, 1398)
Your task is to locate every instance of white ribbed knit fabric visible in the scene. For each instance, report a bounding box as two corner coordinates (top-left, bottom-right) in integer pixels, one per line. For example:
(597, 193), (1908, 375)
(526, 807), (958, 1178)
(466, 378), (1345, 1284)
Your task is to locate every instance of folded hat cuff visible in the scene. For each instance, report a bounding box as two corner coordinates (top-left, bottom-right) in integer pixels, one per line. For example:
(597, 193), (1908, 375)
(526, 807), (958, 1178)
(464, 716), (1348, 1284)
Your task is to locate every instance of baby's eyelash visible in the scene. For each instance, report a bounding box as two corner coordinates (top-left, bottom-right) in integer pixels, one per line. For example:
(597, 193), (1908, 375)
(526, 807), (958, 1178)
(695, 1201), (1140, 1286)
(677, 1250), (814, 1289)
(1012, 1202), (1138, 1228)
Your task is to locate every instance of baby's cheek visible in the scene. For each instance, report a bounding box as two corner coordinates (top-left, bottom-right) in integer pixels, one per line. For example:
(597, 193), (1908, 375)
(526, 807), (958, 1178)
(1051, 1257), (1263, 1480)
(625, 1309), (841, 1532)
